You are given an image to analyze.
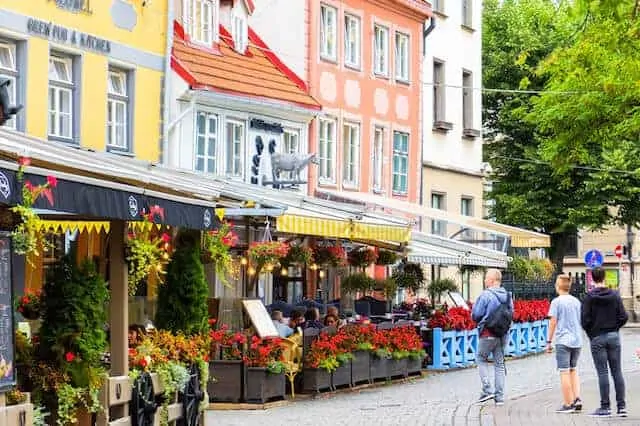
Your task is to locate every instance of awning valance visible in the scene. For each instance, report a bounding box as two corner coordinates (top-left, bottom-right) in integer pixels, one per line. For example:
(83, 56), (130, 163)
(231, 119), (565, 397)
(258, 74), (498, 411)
(35, 220), (163, 234)
(407, 242), (508, 268)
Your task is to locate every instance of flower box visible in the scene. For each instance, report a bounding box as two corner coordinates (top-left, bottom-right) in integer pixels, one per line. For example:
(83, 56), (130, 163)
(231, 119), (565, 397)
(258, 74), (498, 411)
(387, 358), (407, 379)
(208, 360), (244, 403)
(350, 350), (371, 385)
(406, 357), (423, 376)
(331, 362), (351, 389)
(245, 367), (285, 404)
(370, 355), (389, 381)
(302, 368), (332, 393)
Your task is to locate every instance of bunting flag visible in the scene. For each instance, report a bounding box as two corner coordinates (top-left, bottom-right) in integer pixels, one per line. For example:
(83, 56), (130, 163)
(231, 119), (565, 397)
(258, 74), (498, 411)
(35, 220), (165, 234)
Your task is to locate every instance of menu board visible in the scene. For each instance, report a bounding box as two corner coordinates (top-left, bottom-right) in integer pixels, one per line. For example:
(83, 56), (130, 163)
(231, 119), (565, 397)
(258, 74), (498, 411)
(448, 291), (470, 310)
(0, 234), (15, 391)
(241, 299), (279, 338)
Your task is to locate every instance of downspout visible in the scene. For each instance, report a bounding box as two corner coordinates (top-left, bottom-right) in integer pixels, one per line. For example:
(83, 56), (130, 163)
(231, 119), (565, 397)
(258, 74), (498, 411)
(419, 16), (436, 211)
(160, 0), (175, 165)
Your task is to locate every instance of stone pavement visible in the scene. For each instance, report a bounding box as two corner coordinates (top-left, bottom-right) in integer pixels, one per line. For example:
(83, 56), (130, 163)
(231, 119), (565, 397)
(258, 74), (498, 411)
(205, 329), (640, 426)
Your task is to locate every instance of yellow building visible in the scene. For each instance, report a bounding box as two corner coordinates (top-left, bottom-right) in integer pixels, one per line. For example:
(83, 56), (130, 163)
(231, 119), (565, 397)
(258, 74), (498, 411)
(0, 0), (167, 160)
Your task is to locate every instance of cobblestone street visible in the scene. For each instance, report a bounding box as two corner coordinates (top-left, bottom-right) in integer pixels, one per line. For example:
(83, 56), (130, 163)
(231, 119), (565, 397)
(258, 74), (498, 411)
(205, 329), (640, 426)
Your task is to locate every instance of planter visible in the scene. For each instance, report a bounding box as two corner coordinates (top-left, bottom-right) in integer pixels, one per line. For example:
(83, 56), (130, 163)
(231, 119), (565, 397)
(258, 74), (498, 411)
(208, 360), (244, 403)
(387, 358), (407, 379)
(369, 355), (388, 381)
(245, 367), (285, 404)
(302, 368), (331, 393)
(406, 357), (422, 376)
(20, 306), (40, 320)
(350, 350), (371, 386)
(331, 362), (351, 389)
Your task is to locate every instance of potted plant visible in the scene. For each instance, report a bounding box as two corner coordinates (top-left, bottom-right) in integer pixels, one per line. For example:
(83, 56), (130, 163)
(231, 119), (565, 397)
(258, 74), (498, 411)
(348, 248), (377, 269)
(208, 325), (247, 403)
(248, 241), (290, 269)
(392, 261), (425, 294)
(427, 278), (458, 308)
(15, 289), (42, 320)
(302, 332), (338, 393)
(394, 326), (425, 376)
(341, 325), (375, 385)
(314, 245), (347, 267)
(243, 336), (286, 403)
(375, 250), (399, 266)
(341, 273), (374, 295)
(202, 221), (238, 286)
(370, 329), (391, 381)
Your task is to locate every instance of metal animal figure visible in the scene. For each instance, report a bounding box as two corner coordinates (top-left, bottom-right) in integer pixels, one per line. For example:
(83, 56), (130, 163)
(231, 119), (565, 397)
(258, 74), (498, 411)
(271, 152), (319, 182)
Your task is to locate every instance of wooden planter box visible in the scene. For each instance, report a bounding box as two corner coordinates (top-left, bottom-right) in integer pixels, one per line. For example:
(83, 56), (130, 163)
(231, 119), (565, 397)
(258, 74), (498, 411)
(302, 368), (331, 393)
(245, 368), (286, 404)
(370, 355), (388, 381)
(331, 362), (351, 390)
(208, 360), (244, 403)
(351, 350), (371, 385)
(387, 358), (407, 379)
(406, 357), (423, 376)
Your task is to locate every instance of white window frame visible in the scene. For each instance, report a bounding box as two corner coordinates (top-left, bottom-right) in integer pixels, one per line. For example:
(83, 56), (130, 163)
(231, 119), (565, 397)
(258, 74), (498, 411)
(462, 70), (473, 129)
(392, 131), (408, 194)
(395, 32), (409, 82)
(282, 129), (300, 180)
(320, 4), (337, 61)
(460, 197), (474, 239)
(48, 55), (74, 140)
(373, 24), (389, 76)
(372, 126), (384, 192)
(433, 60), (445, 123)
(342, 122), (360, 187)
(106, 69), (129, 151)
(232, 14), (248, 53)
(194, 111), (218, 174)
(431, 193), (446, 236)
(432, 0), (444, 14)
(225, 119), (245, 178)
(182, 0), (218, 46)
(318, 118), (336, 183)
(462, 0), (473, 28)
(0, 41), (18, 129)
(344, 14), (361, 69)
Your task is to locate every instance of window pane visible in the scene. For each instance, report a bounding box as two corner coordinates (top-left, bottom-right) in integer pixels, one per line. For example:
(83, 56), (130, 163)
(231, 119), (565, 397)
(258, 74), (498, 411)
(59, 90), (71, 113)
(0, 44), (15, 70)
(60, 113), (71, 138)
(196, 136), (205, 155)
(207, 136), (216, 156)
(195, 157), (204, 172)
(197, 113), (206, 134)
(207, 159), (215, 173)
(115, 102), (126, 124)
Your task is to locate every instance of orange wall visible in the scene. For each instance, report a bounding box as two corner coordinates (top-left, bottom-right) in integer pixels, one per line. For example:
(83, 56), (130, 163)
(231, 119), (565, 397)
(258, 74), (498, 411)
(307, 0), (427, 203)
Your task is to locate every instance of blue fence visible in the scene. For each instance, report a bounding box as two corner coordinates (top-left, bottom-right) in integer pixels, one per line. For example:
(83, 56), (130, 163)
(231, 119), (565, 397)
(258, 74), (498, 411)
(428, 320), (549, 370)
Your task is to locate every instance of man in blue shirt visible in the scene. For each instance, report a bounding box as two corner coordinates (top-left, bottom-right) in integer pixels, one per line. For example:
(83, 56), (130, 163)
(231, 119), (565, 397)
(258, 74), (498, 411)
(271, 310), (293, 338)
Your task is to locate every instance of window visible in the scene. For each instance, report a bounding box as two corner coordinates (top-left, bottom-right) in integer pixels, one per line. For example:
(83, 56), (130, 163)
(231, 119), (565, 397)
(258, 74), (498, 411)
(183, 0), (218, 45)
(225, 120), (244, 177)
(232, 15), (248, 53)
(392, 132), (408, 194)
(566, 233), (578, 257)
(344, 14), (360, 68)
(461, 197), (473, 216)
(372, 127), (384, 191)
(318, 119), (336, 182)
(320, 4), (337, 60)
(48, 55), (74, 140)
(195, 111), (218, 173)
(433, 60), (445, 123)
(282, 130), (299, 179)
(395, 32), (409, 82)
(433, 0), (444, 13)
(462, 70), (473, 129)
(374, 25), (389, 75)
(431, 193), (446, 236)
(462, 0), (472, 28)
(342, 122), (360, 186)
(106, 69), (129, 151)
(0, 42), (18, 129)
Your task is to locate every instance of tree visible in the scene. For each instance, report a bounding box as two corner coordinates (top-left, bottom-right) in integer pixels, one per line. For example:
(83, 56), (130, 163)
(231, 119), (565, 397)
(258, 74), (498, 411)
(155, 230), (209, 334)
(483, 0), (607, 269)
(531, 0), (640, 231)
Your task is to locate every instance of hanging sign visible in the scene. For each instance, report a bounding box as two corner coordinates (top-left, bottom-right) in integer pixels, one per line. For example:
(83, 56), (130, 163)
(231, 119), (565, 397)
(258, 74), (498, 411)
(0, 233), (15, 391)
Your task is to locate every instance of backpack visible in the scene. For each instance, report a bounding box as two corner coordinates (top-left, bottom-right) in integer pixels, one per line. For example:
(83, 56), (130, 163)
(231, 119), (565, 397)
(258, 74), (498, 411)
(484, 291), (512, 337)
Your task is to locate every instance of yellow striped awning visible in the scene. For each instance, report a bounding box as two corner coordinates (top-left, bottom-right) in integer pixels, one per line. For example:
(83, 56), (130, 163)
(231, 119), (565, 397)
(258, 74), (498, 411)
(35, 220), (163, 234)
(276, 214), (411, 243)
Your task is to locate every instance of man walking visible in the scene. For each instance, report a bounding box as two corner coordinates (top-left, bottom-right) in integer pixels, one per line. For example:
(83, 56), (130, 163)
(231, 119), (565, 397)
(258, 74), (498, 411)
(581, 267), (628, 417)
(472, 269), (513, 406)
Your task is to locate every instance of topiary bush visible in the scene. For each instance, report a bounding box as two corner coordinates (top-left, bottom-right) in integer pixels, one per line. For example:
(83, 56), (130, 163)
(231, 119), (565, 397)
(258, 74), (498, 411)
(155, 230), (209, 335)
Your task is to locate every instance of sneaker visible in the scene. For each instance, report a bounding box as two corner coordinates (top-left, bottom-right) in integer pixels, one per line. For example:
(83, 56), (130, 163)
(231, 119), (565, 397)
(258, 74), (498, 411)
(495, 401), (505, 407)
(617, 407), (628, 417)
(477, 393), (495, 403)
(556, 405), (575, 414)
(573, 398), (583, 412)
(588, 408), (611, 417)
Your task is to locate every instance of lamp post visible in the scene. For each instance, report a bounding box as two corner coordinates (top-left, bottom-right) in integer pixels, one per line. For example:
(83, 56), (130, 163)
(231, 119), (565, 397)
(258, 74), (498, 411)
(626, 224), (637, 321)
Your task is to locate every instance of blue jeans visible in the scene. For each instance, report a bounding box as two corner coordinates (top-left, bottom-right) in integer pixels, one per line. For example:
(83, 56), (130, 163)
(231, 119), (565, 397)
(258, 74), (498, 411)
(477, 336), (506, 402)
(590, 331), (625, 410)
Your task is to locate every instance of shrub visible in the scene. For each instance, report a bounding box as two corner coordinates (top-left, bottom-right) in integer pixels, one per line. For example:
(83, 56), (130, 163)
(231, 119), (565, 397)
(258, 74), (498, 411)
(341, 273), (375, 294)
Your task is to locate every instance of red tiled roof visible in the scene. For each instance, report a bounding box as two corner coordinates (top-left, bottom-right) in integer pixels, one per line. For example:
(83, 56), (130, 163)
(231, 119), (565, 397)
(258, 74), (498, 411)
(171, 22), (320, 111)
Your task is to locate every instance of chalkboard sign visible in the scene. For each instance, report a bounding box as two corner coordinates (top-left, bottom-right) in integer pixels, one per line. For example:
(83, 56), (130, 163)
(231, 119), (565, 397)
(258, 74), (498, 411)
(241, 299), (279, 338)
(0, 233), (15, 391)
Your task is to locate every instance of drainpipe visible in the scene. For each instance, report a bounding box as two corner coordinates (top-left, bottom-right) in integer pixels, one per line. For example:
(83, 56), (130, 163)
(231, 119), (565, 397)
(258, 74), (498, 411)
(423, 17), (436, 56)
(160, 0), (175, 165)
(419, 16), (436, 214)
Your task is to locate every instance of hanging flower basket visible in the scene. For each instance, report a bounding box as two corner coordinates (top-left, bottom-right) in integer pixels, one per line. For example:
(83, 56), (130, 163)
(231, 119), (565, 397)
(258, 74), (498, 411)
(202, 221), (238, 286)
(314, 246), (347, 267)
(15, 290), (42, 320)
(248, 241), (289, 268)
(376, 250), (399, 266)
(281, 245), (313, 266)
(348, 248), (377, 268)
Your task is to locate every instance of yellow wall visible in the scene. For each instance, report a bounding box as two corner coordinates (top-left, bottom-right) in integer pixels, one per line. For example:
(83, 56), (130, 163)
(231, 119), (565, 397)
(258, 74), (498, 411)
(2, 0), (167, 161)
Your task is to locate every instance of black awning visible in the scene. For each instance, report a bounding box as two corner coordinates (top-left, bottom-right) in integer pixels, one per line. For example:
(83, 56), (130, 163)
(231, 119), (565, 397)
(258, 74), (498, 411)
(0, 167), (220, 230)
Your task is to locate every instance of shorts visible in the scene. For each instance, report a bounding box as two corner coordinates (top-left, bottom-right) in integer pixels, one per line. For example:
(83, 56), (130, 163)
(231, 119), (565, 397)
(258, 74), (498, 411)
(555, 344), (581, 371)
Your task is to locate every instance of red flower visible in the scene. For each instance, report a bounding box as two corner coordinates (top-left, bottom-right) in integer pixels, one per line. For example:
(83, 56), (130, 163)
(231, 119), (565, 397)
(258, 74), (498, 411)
(208, 318), (217, 326)
(24, 181), (33, 192)
(138, 358), (148, 368)
(65, 352), (76, 362)
(46, 176), (58, 188)
(18, 157), (31, 167)
(161, 233), (171, 243)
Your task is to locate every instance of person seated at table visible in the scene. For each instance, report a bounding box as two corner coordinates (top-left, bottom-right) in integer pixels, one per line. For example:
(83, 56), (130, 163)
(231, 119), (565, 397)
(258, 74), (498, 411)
(128, 324), (146, 347)
(326, 306), (346, 328)
(303, 307), (324, 329)
(271, 310), (294, 338)
(289, 309), (305, 330)
(324, 313), (339, 328)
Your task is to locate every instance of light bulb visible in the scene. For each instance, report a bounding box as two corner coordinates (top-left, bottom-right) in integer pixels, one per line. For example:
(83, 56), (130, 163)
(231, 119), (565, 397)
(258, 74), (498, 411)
(266, 264), (274, 272)
(248, 267), (256, 276)
(310, 264), (318, 270)
(319, 270), (325, 278)
(281, 269), (288, 276)
(240, 257), (248, 265)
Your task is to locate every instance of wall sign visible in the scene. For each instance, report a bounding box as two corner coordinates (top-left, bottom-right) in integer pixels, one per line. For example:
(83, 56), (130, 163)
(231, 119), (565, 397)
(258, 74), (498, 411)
(49, 0), (93, 15)
(0, 233), (15, 391)
(250, 119), (283, 134)
(27, 18), (111, 54)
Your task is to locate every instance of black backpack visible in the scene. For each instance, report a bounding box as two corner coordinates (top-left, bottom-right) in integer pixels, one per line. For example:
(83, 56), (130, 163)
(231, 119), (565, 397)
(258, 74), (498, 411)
(484, 291), (513, 337)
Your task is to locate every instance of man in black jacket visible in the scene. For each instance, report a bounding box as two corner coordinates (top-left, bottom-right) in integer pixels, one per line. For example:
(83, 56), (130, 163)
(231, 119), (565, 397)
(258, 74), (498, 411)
(581, 267), (628, 417)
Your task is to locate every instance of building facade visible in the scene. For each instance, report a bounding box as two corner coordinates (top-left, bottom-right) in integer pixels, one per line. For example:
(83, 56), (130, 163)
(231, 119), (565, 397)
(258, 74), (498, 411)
(0, 0), (167, 160)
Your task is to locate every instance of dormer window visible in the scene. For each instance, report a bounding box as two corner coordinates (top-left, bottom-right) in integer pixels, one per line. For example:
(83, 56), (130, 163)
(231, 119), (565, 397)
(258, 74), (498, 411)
(183, 0), (218, 45)
(232, 15), (248, 53)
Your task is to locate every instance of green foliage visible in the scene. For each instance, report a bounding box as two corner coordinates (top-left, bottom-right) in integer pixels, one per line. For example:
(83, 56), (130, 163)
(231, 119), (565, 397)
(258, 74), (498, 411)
(391, 262), (425, 293)
(374, 277), (398, 300)
(155, 232), (209, 335)
(341, 273), (375, 294)
(507, 256), (555, 281)
(375, 250), (399, 266)
(427, 278), (458, 306)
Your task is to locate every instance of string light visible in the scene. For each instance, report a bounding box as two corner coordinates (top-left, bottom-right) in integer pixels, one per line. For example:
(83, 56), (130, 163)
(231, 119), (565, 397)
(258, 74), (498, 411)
(266, 264), (274, 272)
(247, 267), (256, 276)
(280, 268), (288, 276)
(318, 270), (325, 279)
(240, 257), (248, 265)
